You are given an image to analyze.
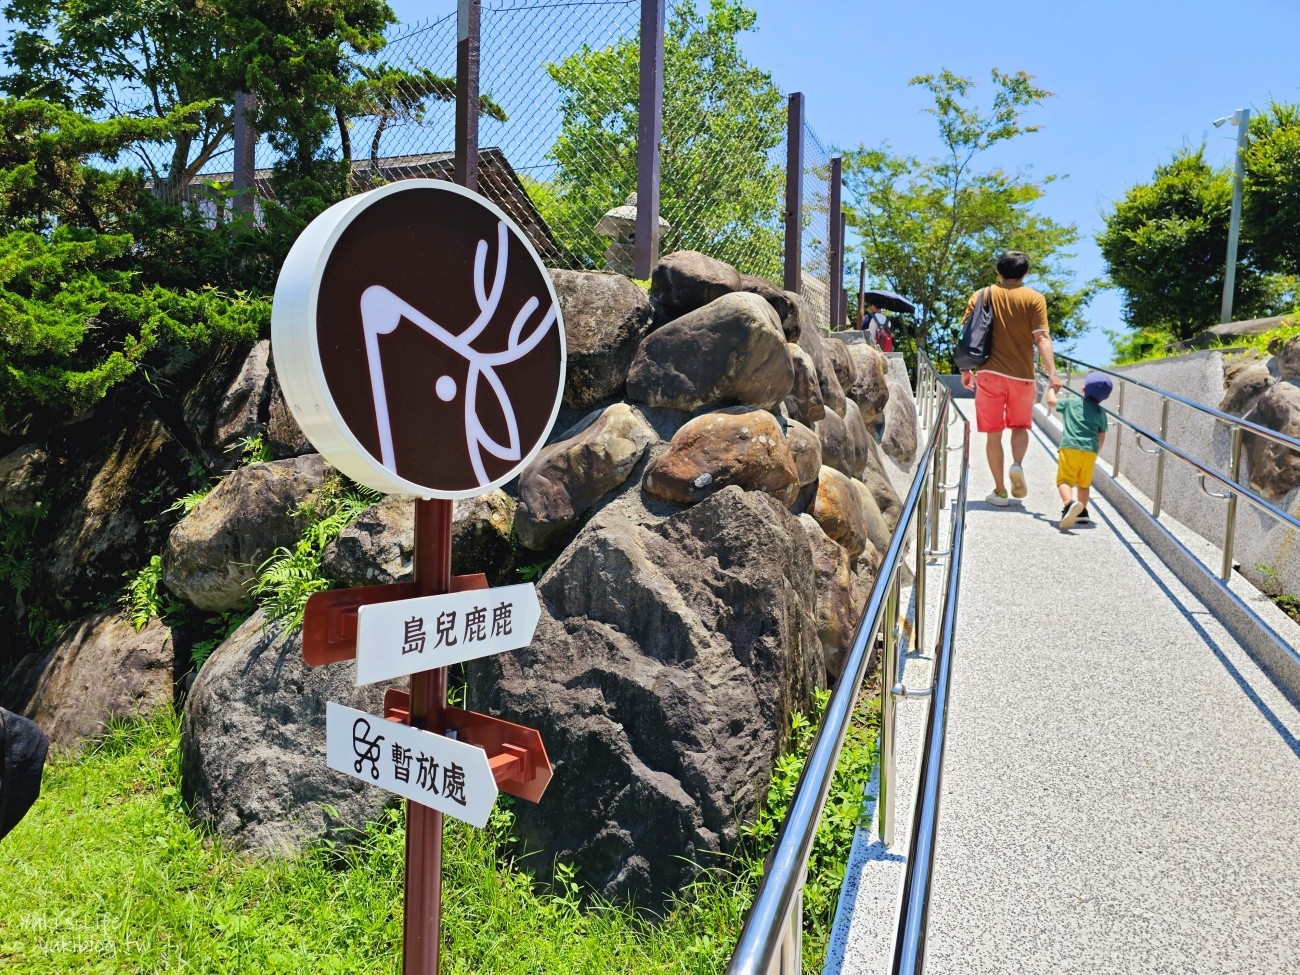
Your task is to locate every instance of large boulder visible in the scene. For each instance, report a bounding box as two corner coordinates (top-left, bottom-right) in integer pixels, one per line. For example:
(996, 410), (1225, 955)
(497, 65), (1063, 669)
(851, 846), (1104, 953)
(162, 454), (331, 612)
(793, 304), (847, 417)
(626, 293), (794, 412)
(881, 380), (919, 466)
(816, 409), (855, 479)
(808, 466), (869, 559)
(843, 400), (872, 479)
(859, 449), (903, 530)
(1220, 351), (1278, 417)
(467, 488), (823, 911)
(649, 250), (743, 322)
(0, 444), (48, 516)
(515, 403), (657, 550)
(550, 270), (655, 409)
(12, 611), (175, 753)
(321, 490), (518, 588)
(784, 418), (823, 488)
(739, 275), (799, 341)
(38, 415), (190, 613)
(266, 371), (314, 460)
(850, 477), (894, 554)
(643, 407), (800, 507)
(1269, 334), (1300, 383)
(183, 340), (272, 467)
(822, 338), (857, 400)
(784, 342), (826, 424)
(799, 515), (871, 680)
(181, 610), (394, 853)
(839, 339), (891, 425)
(1244, 382), (1300, 501)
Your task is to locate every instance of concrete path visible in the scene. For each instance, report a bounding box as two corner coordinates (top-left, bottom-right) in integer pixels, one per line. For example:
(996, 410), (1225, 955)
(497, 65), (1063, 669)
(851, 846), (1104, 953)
(829, 418), (1300, 974)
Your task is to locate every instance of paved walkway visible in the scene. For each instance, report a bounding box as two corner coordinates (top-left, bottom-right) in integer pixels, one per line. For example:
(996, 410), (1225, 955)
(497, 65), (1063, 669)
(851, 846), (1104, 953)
(830, 419), (1300, 974)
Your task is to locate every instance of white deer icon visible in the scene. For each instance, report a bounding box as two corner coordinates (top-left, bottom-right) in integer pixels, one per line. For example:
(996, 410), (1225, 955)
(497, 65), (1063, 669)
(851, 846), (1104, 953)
(358, 220), (557, 488)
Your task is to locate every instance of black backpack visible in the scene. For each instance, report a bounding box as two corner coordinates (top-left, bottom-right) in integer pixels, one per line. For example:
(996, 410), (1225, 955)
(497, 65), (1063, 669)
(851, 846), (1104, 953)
(954, 287), (994, 371)
(0, 707), (48, 841)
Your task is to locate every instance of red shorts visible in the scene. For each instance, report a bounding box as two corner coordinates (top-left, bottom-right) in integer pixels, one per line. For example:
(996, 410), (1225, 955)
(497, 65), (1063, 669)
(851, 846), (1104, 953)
(974, 372), (1035, 433)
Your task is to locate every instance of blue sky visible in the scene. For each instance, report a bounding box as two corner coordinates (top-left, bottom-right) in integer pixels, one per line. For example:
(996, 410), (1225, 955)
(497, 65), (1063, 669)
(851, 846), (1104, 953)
(394, 0), (1300, 364)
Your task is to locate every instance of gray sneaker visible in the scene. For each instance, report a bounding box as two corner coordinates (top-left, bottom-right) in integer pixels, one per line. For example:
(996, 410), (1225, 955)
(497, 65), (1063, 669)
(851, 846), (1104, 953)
(986, 490), (1010, 507)
(1009, 464), (1027, 499)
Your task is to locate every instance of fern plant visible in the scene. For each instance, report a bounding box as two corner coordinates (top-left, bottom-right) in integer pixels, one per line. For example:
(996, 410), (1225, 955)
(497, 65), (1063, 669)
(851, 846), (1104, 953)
(0, 504), (45, 597)
(249, 484), (382, 628)
(120, 554), (184, 631)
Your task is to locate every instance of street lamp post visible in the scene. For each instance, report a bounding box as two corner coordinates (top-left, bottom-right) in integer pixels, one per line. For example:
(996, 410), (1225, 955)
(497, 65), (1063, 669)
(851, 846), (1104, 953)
(1214, 108), (1251, 324)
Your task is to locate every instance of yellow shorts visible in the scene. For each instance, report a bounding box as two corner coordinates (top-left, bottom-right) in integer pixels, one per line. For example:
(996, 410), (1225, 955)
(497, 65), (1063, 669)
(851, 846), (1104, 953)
(1056, 448), (1098, 488)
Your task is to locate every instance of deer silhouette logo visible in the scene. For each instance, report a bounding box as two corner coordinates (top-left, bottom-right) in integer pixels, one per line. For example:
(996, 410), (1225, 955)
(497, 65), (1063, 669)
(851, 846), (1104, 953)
(358, 220), (558, 489)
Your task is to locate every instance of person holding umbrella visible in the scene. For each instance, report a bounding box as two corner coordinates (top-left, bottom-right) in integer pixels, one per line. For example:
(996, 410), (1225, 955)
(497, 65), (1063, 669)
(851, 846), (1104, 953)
(859, 288), (915, 353)
(862, 302), (891, 351)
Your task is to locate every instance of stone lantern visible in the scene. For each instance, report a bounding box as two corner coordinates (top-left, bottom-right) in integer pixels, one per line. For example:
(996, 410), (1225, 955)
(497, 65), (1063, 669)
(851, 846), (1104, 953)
(594, 193), (670, 276)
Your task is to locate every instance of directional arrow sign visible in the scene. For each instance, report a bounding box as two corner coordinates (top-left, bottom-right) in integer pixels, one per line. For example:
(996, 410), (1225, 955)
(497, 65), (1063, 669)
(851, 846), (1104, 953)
(355, 582), (540, 686)
(326, 702), (498, 828)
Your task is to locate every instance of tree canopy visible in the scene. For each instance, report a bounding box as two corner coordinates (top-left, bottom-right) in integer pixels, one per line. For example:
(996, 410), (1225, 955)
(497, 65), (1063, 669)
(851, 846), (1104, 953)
(1095, 148), (1282, 340)
(0, 98), (267, 433)
(542, 0), (785, 276)
(843, 70), (1092, 368)
(1098, 102), (1300, 344)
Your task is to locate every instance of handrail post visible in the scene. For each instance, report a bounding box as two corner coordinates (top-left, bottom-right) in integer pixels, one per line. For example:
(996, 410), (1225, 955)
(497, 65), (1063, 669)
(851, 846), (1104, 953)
(879, 572), (900, 847)
(915, 473), (928, 654)
(1111, 382), (1126, 478)
(1153, 399), (1170, 517)
(1222, 426), (1243, 581)
(937, 402), (949, 509)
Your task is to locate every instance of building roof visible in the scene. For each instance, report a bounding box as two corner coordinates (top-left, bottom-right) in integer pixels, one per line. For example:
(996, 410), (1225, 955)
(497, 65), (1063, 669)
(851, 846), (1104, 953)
(189, 147), (571, 267)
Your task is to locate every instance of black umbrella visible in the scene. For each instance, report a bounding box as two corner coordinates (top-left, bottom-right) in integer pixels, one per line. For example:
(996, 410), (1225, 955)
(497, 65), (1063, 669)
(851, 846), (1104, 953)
(862, 289), (916, 315)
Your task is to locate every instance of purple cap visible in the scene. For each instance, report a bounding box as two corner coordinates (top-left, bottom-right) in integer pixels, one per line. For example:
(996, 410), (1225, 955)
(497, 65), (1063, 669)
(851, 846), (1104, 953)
(1083, 371), (1114, 402)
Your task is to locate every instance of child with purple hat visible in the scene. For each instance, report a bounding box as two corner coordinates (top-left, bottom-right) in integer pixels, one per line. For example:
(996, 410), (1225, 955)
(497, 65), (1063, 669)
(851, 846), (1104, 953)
(1044, 371), (1113, 530)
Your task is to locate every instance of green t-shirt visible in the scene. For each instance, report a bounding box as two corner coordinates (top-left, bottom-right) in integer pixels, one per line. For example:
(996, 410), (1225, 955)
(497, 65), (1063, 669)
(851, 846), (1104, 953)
(1057, 396), (1109, 453)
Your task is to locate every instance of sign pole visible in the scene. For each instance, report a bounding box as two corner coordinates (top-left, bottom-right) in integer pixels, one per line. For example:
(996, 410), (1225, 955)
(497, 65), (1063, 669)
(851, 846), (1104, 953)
(404, 499), (452, 975)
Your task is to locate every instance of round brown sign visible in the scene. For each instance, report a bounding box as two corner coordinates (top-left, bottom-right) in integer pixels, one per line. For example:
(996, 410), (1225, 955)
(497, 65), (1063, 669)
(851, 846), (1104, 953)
(272, 180), (566, 498)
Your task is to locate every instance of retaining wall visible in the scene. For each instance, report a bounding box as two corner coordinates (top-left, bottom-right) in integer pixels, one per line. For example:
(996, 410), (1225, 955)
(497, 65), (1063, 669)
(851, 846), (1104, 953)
(1066, 351), (1300, 598)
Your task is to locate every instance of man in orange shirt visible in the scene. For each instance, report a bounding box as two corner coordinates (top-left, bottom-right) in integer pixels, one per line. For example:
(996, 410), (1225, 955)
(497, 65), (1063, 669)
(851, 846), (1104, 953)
(959, 251), (1062, 505)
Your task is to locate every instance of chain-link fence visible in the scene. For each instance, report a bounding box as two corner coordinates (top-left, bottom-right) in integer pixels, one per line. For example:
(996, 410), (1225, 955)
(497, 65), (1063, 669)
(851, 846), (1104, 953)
(800, 120), (833, 324)
(163, 0), (836, 320)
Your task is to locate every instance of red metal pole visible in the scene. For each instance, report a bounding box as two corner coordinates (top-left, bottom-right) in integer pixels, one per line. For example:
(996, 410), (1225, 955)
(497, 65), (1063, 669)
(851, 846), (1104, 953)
(404, 498), (453, 975)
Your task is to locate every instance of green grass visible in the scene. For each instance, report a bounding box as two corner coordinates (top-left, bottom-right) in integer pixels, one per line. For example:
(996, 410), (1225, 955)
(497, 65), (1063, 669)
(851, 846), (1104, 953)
(0, 688), (879, 974)
(1106, 318), (1300, 367)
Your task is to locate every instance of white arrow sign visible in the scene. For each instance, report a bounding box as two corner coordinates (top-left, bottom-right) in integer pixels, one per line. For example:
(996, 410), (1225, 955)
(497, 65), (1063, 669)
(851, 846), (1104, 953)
(354, 582), (541, 686)
(326, 702), (498, 828)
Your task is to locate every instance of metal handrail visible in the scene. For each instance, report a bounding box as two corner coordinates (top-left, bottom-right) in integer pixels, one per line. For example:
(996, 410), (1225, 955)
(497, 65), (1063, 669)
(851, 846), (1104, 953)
(891, 414), (971, 975)
(725, 353), (968, 975)
(1044, 355), (1300, 587)
(1056, 353), (1300, 453)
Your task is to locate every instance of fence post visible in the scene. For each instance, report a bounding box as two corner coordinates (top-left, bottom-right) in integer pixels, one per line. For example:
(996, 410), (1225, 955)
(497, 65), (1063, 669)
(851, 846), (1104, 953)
(232, 92), (258, 217)
(828, 156), (842, 327)
(635, 0), (667, 279)
(857, 258), (866, 329)
(783, 93), (805, 294)
(839, 211), (848, 328)
(455, 0), (482, 191)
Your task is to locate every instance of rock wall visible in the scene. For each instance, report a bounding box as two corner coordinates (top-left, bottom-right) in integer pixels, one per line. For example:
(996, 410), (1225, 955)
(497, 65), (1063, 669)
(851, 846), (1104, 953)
(0, 247), (924, 913)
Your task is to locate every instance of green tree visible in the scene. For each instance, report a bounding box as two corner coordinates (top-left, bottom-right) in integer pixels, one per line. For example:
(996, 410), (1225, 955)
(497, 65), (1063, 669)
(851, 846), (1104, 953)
(544, 0), (785, 275)
(1097, 148), (1279, 340)
(1243, 102), (1300, 277)
(844, 70), (1091, 368)
(0, 98), (267, 432)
